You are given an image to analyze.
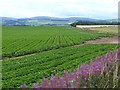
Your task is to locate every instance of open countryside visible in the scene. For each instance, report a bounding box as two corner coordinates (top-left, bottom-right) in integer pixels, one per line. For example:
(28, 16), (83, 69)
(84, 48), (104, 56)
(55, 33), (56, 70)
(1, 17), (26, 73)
(1, 0), (120, 89)
(2, 25), (120, 88)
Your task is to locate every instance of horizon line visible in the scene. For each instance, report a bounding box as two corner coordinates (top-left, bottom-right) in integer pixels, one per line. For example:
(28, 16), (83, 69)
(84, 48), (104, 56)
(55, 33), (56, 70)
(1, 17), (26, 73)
(0, 16), (117, 20)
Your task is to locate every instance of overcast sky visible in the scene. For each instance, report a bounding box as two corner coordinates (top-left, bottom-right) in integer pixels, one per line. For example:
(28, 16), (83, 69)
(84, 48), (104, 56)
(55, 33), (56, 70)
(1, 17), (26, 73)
(0, 0), (119, 19)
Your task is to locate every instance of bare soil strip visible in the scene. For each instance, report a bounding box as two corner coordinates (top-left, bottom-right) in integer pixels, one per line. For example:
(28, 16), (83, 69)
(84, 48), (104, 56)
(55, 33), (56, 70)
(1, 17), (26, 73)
(86, 36), (118, 44)
(2, 53), (37, 60)
(3, 36), (119, 60)
(74, 36), (118, 46)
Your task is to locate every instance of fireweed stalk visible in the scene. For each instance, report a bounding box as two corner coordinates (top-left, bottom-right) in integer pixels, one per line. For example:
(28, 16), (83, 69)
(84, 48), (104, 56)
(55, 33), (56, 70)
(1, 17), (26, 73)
(21, 48), (120, 88)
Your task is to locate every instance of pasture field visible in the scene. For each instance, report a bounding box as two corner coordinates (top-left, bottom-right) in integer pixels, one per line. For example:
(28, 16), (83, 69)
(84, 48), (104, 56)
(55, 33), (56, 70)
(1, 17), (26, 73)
(89, 26), (118, 35)
(2, 26), (110, 58)
(2, 44), (119, 88)
(2, 26), (119, 88)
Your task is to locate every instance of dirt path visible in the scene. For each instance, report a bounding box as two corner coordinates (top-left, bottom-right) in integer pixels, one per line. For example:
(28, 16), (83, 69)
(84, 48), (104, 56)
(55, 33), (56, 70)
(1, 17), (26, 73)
(3, 36), (119, 60)
(2, 53), (37, 60)
(74, 36), (119, 46)
(86, 36), (119, 44)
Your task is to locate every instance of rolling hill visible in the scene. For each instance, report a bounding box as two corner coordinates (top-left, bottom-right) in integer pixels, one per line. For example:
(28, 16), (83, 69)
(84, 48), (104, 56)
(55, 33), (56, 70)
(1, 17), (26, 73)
(0, 16), (117, 26)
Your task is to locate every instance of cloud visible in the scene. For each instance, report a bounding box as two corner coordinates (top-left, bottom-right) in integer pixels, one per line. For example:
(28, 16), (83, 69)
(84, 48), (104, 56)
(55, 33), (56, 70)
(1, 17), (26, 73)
(0, 0), (119, 19)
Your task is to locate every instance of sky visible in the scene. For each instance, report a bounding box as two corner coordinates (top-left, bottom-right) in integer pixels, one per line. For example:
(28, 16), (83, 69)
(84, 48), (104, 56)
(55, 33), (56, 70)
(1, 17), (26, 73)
(0, 0), (119, 19)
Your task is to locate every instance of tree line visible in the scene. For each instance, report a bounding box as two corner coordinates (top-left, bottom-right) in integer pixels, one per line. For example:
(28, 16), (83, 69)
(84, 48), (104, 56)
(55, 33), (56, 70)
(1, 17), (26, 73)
(70, 21), (119, 27)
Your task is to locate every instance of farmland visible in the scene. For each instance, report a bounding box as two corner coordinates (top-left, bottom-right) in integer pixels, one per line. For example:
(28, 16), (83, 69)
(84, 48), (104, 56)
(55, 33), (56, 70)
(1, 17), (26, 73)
(2, 44), (118, 88)
(2, 26), (119, 88)
(2, 26), (110, 58)
(89, 26), (118, 35)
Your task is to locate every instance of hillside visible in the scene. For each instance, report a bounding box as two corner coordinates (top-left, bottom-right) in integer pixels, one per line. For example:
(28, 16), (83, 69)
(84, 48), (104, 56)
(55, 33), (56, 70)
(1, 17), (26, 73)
(1, 16), (106, 26)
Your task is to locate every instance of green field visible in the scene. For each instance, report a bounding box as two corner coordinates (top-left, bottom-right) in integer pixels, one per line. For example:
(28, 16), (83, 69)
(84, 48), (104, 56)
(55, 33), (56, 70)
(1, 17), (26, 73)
(2, 44), (118, 88)
(2, 26), (118, 88)
(2, 26), (110, 58)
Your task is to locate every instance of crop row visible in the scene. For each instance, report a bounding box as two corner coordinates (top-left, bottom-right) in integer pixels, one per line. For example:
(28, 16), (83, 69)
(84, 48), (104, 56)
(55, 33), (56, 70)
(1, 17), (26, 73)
(2, 26), (111, 57)
(2, 44), (118, 88)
